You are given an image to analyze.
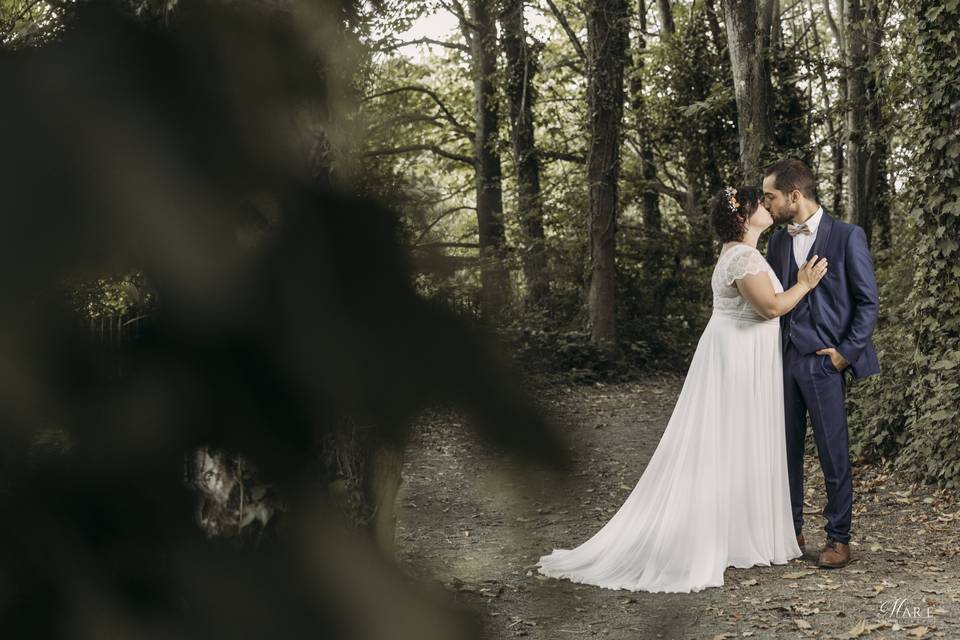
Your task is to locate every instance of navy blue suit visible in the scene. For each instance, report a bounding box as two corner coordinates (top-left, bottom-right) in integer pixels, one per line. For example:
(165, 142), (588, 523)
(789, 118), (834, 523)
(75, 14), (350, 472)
(765, 209), (880, 544)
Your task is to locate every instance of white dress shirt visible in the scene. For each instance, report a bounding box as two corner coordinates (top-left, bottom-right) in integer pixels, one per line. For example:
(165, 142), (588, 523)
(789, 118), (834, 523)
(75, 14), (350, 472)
(792, 206), (824, 269)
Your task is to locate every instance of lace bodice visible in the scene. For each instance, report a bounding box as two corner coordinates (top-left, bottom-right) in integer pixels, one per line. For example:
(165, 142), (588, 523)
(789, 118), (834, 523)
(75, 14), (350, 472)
(711, 244), (782, 322)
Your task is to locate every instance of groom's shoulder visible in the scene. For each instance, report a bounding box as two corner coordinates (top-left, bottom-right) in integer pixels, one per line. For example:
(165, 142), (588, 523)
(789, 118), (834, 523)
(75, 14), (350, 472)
(829, 216), (866, 243)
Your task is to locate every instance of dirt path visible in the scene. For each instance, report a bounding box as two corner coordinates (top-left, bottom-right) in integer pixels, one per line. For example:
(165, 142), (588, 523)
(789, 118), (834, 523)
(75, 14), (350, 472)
(395, 376), (960, 640)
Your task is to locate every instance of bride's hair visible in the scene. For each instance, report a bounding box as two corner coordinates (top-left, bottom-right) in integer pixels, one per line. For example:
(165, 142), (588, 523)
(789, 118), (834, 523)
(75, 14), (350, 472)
(711, 185), (762, 242)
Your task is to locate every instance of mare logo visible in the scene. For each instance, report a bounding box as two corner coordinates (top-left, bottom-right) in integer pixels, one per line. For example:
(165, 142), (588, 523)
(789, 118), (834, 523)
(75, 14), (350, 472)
(878, 597), (935, 620)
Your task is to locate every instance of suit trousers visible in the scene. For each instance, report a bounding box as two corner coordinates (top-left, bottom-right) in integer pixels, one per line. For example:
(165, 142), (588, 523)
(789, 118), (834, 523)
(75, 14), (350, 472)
(783, 340), (853, 543)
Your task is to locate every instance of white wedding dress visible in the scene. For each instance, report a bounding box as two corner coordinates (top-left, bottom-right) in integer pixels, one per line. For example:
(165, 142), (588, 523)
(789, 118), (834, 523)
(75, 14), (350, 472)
(537, 243), (802, 593)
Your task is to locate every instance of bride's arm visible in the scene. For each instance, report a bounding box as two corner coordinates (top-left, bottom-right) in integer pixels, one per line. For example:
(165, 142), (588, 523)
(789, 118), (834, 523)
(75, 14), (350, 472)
(736, 255), (828, 320)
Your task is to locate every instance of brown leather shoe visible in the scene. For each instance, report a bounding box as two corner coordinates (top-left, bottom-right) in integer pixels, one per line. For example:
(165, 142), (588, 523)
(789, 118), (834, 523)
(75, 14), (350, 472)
(817, 537), (851, 568)
(796, 532), (805, 551)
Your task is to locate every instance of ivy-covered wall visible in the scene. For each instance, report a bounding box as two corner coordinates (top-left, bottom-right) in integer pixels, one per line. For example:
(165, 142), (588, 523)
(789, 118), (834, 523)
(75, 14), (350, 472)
(848, 0), (960, 489)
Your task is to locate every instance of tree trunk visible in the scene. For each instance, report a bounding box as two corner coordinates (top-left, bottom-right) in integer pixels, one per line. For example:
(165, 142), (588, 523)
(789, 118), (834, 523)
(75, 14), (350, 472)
(656, 0), (676, 34)
(629, 0), (661, 233)
(805, 0), (844, 217)
(655, 0), (702, 231)
(366, 443), (404, 559)
(703, 0), (726, 55)
(863, 0), (887, 248)
(821, 0), (848, 219)
(722, 0), (775, 183)
(844, 0), (870, 238)
(468, 0), (511, 319)
(499, 0), (550, 306)
(586, 0), (630, 348)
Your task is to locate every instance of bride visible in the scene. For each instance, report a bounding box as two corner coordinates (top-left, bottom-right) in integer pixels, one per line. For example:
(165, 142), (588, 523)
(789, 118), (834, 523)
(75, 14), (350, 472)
(537, 186), (829, 593)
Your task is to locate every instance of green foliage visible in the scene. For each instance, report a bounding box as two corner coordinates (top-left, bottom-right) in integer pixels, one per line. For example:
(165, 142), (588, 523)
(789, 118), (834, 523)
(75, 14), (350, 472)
(498, 314), (639, 384)
(643, 3), (739, 205)
(616, 225), (714, 369)
(846, 237), (918, 460)
(847, 0), (960, 490)
(895, 0), (960, 490)
(769, 36), (813, 165)
(0, 0), (64, 48)
(64, 272), (156, 319)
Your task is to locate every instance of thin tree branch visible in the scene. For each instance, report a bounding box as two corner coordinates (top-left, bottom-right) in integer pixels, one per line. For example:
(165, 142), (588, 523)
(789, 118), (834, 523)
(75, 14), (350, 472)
(367, 113), (472, 142)
(376, 36), (470, 54)
(439, 0), (478, 47)
(540, 149), (585, 163)
(364, 144), (475, 166)
(0, 0), (44, 32)
(361, 85), (472, 138)
(822, 0), (844, 52)
(543, 0), (587, 61)
(641, 181), (687, 204)
(412, 242), (481, 249)
(414, 206), (476, 244)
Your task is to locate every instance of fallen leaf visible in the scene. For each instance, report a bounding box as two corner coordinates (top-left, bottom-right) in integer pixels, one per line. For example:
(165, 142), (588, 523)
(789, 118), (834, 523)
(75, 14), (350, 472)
(848, 618), (885, 636)
(783, 571), (814, 579)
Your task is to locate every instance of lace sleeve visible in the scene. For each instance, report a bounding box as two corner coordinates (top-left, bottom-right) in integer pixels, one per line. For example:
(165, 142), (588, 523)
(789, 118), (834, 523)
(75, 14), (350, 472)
(724, 247), (769, 286)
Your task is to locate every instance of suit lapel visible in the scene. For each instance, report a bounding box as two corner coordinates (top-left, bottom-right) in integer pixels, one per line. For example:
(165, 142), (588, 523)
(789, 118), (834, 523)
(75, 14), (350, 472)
(806, 207), (834, 262)
(804, 209), (833, 328)
(780, 229), (790, 283)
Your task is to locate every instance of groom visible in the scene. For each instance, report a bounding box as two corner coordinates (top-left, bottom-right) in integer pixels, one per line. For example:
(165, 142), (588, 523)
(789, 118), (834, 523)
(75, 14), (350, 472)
(762, 158), (880, 569)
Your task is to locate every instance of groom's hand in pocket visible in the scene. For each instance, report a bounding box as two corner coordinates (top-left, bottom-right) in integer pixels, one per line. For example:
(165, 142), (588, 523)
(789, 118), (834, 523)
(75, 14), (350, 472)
(816, 347), (849, 372)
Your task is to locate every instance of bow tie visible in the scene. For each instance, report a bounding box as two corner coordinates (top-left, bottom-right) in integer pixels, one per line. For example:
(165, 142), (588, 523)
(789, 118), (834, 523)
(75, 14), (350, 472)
(787, 222), (812, 237)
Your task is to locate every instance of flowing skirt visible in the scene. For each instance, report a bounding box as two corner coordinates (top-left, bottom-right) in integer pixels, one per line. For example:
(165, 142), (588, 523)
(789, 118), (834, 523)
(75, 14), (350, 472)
(537, 311), (802, 593)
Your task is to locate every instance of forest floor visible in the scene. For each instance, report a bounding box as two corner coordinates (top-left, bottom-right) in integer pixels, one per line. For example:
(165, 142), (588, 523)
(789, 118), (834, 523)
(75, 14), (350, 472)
(395, 374), (960, 640)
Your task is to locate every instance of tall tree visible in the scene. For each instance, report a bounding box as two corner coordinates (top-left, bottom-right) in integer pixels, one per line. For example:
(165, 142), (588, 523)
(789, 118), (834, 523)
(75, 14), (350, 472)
(655, 0), (706, 226)
(628, 0), (661, 233)
(805, 0), (845, 218)
(499, 0), (550, 305)
(721, 0), (775, 183)
(654, 0), (732, 262)
(463, 0), (512, 318)
(656, 0), (675, 34)
(862, 0), (890, 248)
(703, 0), (726, 54)
(836, 0), (889, 244)
(843, 0), (869, 234)
(769, 0), (812, 160)
(585, 0), (630, 347)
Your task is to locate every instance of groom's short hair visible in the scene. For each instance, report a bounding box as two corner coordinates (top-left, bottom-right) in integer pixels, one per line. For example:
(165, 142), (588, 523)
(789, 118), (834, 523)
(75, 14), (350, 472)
(764, 158), (818, 201)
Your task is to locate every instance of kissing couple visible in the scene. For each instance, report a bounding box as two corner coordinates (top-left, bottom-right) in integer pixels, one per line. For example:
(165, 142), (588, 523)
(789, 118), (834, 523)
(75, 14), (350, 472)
(537, 158), (880, 593)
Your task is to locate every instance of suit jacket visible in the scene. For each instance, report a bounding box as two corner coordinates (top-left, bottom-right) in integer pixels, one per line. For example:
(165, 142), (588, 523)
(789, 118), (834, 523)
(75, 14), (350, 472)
(765, 208), (881, 380)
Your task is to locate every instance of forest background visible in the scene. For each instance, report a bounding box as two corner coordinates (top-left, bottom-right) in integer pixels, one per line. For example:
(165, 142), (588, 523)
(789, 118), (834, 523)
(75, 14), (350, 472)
(350, 0), (957, 491)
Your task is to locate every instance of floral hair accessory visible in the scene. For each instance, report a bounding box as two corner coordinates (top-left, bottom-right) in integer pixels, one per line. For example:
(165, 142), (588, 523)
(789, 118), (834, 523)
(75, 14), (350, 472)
(723, 186), (740, 212)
